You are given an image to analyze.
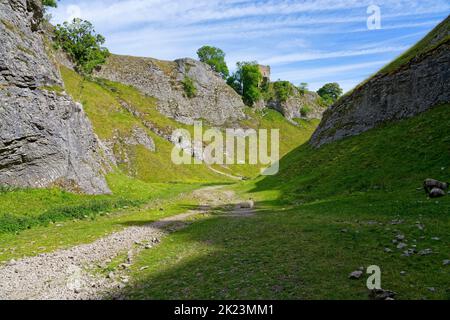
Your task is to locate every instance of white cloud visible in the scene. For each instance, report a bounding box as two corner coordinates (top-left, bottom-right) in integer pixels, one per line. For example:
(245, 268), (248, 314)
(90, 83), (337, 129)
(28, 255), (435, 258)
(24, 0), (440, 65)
(273, 60), (390, 82)
(259, 46), (408, 65)
(47, 0), (449, 91)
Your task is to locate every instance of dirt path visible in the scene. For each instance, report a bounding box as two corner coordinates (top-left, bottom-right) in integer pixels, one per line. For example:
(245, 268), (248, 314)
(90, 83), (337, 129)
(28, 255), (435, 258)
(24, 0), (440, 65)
(0, 186), (253, 300)
(207, 165), (244, 181)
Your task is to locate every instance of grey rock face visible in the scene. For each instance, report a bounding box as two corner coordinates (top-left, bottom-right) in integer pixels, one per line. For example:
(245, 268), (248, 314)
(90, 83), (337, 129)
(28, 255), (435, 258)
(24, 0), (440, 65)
(124, 127), (155, 152)
(95, 55), (246, 126)
(0, 0), (110, 194)
(310, 41), (450, 148)
(267, 89), (326, 121)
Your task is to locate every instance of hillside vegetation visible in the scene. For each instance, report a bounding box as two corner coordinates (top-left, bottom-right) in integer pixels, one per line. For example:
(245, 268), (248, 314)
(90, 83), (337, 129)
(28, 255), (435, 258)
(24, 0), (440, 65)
(123, 104), (449, 300)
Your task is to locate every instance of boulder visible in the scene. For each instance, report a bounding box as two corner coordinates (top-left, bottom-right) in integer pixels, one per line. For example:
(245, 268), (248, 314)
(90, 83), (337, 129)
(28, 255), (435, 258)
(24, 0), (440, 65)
(429, 188), (446, 198)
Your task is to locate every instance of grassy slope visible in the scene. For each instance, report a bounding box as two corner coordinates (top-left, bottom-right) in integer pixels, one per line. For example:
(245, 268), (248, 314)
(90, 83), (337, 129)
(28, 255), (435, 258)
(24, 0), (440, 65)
(60, 66), (225, 183)
(124, 104), (450, 300)
(0, 181), (202, 262)
(224, 108), (319, 178)
(0, 65), (315, 258)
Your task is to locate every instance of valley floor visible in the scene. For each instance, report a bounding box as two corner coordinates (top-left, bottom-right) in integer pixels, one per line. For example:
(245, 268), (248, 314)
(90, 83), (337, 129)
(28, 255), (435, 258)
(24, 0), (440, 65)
(0, 105), (449, 300)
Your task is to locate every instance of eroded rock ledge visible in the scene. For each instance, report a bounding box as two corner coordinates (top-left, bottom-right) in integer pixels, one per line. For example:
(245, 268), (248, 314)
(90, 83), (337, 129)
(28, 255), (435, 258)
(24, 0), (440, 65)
(0, 0), (110, 194)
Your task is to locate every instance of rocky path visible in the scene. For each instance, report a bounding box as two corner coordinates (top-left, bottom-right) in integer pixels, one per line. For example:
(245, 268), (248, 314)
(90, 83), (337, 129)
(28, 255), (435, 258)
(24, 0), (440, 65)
(207, 165), (244, 181)
(0, 186), (252, 300)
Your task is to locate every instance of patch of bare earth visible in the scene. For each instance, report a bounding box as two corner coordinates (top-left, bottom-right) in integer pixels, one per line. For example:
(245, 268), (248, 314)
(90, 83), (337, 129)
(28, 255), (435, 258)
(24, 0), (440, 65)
(0, 186), (254, 300)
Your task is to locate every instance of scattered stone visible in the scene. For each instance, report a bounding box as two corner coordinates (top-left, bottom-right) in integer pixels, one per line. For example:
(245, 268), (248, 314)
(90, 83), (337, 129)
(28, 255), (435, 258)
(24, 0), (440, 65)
(402, 249), (416, 257)
(400, 271), (406, 276)
(418, 249), (433, 256)
(369, 289), (397, 300)
(390, 219), (404, 225)
(0, 185), (228, 299)
(349, 270), (364, 279)
(395, 234), (406, 241)
(139, 266), (149, 271)
(384, 248), (393, 253)
(127, 251), (133, 263)
(341, 229), (348, 233)
(416, 224), (425, 231)
(431, 237), (440, 241)
(443, 260), (450, 266)
(424, 179), (448, 197)
(119, 263), (131, 270)
(397, 243), (408, 250)
(6, 259), (17, 267)
(427, 287), (436, 292)
(429, 188), (446, 198)
(239, 200), (255, 209)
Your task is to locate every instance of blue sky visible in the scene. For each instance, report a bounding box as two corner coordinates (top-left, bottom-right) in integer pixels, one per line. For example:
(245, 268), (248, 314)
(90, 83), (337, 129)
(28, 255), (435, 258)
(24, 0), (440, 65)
(49, 0), (449, 92)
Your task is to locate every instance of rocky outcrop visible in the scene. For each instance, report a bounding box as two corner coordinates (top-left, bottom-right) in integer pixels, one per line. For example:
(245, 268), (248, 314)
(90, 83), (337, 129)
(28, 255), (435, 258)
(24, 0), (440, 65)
(267, 89), (326, 121)
(310, 20), (450, 147)
(0, 0), (110, 194)
(95, 55), (246, 126)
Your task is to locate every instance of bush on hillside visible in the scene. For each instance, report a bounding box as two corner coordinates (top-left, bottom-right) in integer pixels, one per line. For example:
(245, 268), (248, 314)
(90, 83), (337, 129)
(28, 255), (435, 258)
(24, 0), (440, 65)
(182, 76), (197, 98)
(197, 46), (229, 79)
(300, 105), (312, 117)
(43, 0), (58, 8)
(317, 82), (343, 104)
(227, 61), (263, 106)
(273, 81), (294, 103)
(54, 18), (110, 75)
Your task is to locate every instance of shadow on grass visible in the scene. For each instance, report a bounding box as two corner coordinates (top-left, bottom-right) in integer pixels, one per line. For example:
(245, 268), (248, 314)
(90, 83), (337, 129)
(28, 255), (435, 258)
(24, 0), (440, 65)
(105, 196), (450, 300)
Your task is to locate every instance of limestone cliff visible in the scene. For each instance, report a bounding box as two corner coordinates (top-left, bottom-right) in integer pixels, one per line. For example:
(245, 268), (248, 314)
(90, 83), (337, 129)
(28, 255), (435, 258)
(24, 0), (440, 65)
(266, 88), (326, 122)
(95, 55), (246, 126)
(310, 16), (450, 147)
(0, 0), (110, 194)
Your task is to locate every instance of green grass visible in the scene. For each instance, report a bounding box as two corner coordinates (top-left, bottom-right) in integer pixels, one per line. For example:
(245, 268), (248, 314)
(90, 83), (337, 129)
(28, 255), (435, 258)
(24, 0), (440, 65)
(225, 108), (319, 178)
(123, 104), (450, 300)
(60, 66), (316, 182)
(0, 172), (202, 235)
(0, 181), (204, 262)
(60, 66), (230, 183)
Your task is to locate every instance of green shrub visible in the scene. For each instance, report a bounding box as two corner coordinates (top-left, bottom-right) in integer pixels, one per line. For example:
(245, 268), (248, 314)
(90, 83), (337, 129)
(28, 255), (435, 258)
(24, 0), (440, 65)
(54, 18), (110, 75)
(43, 0), (58, 7)
(316, 96), (331, 108)
(0, 198), (140, 234)
(182, 76), (197, 98)
(273, 81), (294, 102)
(298, 82), (308, 95)
(300, 105), (312, 117)
(228, 61), (262, 106)
(317, 82), (343, 104)
(197, 46), (229, 79)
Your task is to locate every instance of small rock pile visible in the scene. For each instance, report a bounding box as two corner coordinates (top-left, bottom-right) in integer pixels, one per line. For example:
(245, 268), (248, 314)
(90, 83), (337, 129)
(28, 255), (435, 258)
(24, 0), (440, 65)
(423, 178), (449, 198)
